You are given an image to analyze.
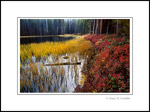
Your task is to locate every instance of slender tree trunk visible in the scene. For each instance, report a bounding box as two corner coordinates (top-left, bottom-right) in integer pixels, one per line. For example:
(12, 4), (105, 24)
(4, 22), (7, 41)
(75, 25), (76, 34)
(93, 19), (95, 34)
(97, 20), (100, 34)
(89, 20), (91, 34)
(116, 20), (119, 36)
(106, 20), (109, 34)
(95, 19), (99, 34)
(100, 19), (103, 34)
(57, 27), (58, 35)
(61, 20), (64, 34)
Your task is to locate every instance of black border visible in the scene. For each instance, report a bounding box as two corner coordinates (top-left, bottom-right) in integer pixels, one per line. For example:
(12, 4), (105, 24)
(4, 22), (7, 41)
(17, 17), (133, 95)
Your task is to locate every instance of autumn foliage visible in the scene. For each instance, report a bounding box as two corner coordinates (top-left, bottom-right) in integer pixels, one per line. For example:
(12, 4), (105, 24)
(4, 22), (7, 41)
(75, 34), (130, 92)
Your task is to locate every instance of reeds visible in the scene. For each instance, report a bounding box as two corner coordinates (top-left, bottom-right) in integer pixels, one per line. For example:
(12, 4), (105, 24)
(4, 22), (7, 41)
(20, 36), (94, 92)
(20, 56), (84, 92)
(20, 37), (93, 64)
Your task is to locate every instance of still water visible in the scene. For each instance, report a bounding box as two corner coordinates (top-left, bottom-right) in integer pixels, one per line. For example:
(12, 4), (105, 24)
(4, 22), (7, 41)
(20, 53), (86, 92)
(20, 36), (75, 44)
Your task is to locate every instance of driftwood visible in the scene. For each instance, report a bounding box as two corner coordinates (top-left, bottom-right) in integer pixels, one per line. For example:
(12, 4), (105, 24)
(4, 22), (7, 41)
(44, 62), (81, 66)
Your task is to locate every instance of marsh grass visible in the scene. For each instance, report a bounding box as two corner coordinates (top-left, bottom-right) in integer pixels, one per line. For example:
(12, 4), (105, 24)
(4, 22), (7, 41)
(20, 36), (93, 92)
(20, 36), (93, 64)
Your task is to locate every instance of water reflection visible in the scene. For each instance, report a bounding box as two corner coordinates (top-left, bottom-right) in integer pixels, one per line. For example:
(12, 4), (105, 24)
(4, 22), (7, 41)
(20, 53), (86, 92)
(20, 36), (75, 44)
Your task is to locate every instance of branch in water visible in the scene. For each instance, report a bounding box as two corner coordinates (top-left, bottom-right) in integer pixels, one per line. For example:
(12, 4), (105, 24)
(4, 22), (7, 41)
(44, 62), (81, 66)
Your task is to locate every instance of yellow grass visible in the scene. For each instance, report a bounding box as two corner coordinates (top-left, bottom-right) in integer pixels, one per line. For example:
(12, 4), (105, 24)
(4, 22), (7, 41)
(80, 73), (87, 86)
(20, 36), (93, 63)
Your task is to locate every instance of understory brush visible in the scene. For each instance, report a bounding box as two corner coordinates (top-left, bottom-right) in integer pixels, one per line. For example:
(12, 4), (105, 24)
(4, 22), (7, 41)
(75, 34), (130, 93)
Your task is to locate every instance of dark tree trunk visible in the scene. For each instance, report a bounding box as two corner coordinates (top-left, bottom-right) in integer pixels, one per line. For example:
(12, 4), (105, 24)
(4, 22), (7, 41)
(93, 19), (95, 34)
(95, 19), (99, 34)
(116, 20), (119, 37)
(100, 19), (103, 34)
(106, 20), (109, 34)
(89, 20), (91, 34)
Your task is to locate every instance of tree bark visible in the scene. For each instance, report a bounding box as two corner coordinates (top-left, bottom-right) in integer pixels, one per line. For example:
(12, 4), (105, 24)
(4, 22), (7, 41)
(95, 19), (99, 34)
(89, 20), (91, 34)
(100, 19), (103, 34)
(93, 19), (96, 34)
(106, 20), (109, 34)
(116, 20), (119, 36)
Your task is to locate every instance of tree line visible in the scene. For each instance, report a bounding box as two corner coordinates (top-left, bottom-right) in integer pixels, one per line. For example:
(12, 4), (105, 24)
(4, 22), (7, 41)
(20, 19), (129, 37)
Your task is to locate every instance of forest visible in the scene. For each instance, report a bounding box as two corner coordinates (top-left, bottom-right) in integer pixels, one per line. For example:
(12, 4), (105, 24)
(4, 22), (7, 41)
(20, 19), (129, 37)
(20, 19), (130, 93)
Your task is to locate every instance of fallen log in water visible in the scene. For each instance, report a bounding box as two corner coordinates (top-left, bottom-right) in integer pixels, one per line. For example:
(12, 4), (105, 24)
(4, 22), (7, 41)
(44, 62), (81, 66)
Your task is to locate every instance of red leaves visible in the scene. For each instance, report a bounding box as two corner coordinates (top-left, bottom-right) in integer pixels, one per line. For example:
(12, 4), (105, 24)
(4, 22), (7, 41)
(104, 39), (111, 46)
(110, 74), (120, 80)
(97, 82), (102, 90)
(85, 34), (110, 45)
(75, 34), (130, 93)
(100, 48), (110, 58)
(116, 37), (122, 42)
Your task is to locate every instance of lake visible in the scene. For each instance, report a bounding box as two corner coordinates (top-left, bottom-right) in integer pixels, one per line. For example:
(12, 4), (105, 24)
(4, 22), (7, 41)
(20, 36), (75, 44)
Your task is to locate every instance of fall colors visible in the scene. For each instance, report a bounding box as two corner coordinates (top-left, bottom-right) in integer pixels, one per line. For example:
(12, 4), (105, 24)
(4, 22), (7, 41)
(20, 19), (130, 93)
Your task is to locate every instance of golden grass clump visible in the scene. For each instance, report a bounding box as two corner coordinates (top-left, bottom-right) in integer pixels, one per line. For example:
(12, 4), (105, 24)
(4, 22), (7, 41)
(20, 37), (93, 63)
(80, 73), (87, 86)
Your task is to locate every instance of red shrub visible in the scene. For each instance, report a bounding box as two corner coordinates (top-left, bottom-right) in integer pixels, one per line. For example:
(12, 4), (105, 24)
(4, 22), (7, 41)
(75, 34), (130, 93)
